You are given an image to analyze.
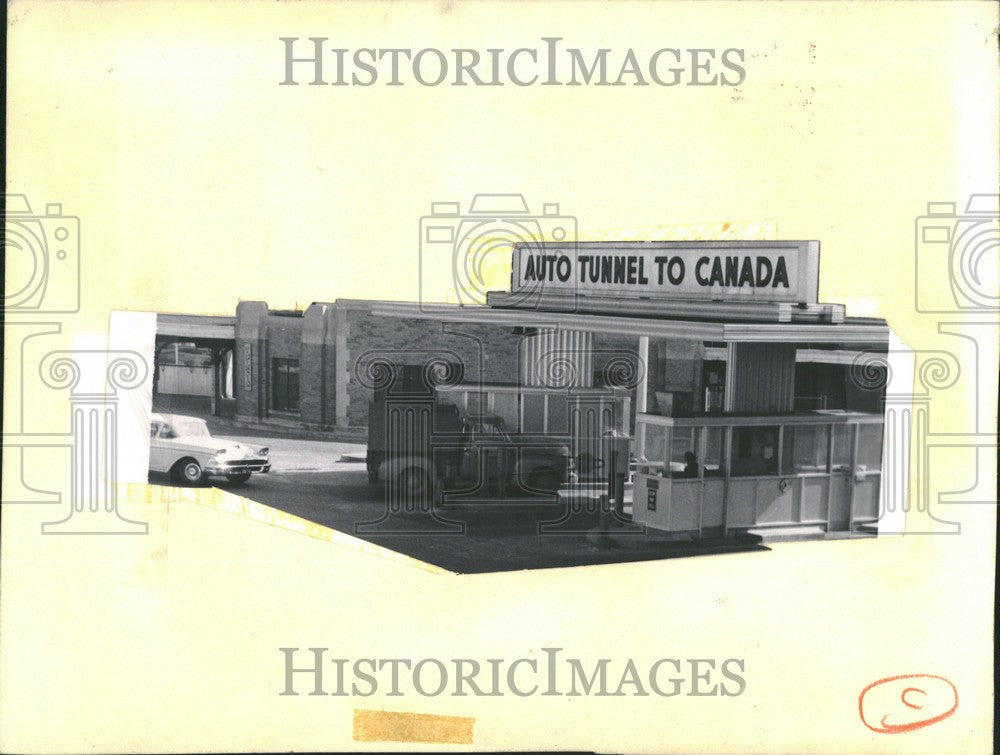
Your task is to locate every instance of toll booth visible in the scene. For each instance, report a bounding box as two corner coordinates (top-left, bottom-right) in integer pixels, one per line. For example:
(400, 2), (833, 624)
(368, 238), (899, 537)
(632, 411), (884, 536)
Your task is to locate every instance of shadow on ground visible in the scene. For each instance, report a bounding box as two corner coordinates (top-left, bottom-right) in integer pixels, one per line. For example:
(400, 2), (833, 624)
(147, 470), (770, 574)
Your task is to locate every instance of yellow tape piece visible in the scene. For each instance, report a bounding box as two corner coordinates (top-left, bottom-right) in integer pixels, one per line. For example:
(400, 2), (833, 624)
(353, 709), (475, 744)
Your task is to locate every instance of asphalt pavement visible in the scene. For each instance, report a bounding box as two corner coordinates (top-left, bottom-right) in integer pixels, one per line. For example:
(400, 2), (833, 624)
(169, 430), (768, 573)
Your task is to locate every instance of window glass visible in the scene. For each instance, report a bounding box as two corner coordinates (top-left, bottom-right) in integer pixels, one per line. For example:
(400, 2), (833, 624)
(703, 427), (726, 477)
(731, 426), (779, 477)
(150, 422), (161, 438)
(271, 358), (300, 412)
(172, 417), (209, 437)
(782, 425), (829, 474)
(522, 393), (545, 432)
(483, 420), (508, 440)
(832, 424), (853, 471)
(637, 422), (669, 475)
(465, 392), (484, 418)
(670, 426), (700, 478)
(491, 393), (519, 432)
(546, 395), (569, 434)
(857, 423), (883, 471)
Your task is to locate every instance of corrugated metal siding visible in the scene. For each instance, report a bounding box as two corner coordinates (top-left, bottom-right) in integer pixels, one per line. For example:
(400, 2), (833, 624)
(520, 329), (594, 388)
(725, 342), (796, 413)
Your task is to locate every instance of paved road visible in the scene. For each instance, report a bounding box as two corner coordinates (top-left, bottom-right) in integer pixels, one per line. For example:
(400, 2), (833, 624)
(179, 462), (767, 574)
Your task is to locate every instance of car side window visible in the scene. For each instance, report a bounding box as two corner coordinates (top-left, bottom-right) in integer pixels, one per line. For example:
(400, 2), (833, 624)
(149, 422), (161, 438)
(486, 422), (509, 442)
(160, 424), (177, 439)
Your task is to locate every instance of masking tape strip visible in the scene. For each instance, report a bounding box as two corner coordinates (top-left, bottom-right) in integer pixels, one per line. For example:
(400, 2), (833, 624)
(353, 709), (475, 744)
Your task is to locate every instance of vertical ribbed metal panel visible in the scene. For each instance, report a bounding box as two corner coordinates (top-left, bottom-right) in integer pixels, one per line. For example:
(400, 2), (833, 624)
(520, 329), (594, 388)
(726, 342), (796, 413)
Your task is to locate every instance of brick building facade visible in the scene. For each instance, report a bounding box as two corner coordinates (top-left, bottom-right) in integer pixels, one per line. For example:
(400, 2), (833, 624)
(232, 299), (669, 436)
(158, 296), (881, 438)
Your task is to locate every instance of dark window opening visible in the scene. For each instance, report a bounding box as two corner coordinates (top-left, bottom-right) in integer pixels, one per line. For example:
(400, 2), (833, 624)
(271, 358), (300, 412)
(702, 360), (726, 413)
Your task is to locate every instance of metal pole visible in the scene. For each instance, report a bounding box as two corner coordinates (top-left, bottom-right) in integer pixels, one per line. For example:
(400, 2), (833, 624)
(636, 336), (649, 415)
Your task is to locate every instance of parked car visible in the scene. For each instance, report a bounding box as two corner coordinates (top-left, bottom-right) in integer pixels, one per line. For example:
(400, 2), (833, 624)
(148, 412), (270, 484)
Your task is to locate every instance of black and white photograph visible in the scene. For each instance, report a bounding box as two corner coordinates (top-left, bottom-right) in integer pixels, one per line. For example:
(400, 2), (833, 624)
(2, 2), (997, 752)
(149, 236), (900, 574)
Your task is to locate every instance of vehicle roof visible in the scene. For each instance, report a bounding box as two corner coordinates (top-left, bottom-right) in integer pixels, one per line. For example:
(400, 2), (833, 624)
(150, 412), (206, 424)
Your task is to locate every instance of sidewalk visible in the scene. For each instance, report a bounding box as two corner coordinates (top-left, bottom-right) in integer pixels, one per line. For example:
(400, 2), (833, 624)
(214, 433), (366, 473)
(153, 399), (367, 442)
(203, 414), (368, 444)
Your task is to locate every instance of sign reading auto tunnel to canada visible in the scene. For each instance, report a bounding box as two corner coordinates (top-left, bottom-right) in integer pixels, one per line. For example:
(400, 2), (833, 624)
(512, 241), (820, 304)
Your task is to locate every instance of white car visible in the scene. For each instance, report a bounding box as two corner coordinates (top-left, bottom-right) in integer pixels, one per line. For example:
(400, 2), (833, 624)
(149, 412), (270, 484)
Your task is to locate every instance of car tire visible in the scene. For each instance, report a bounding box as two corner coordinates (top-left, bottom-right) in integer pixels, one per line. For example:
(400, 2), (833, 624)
(173, 458), (206, 485)
(393, 467), (432, 500)
(225, 471), (252, 484)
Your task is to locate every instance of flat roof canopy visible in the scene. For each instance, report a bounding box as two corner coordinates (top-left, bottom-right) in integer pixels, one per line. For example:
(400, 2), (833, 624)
(487, 291), (844, 324)
(156, 313), (236, 340)
(370, 301), (889, 347)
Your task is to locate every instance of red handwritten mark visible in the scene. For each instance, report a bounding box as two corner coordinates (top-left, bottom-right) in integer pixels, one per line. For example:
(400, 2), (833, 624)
(858, 674), (958, 733)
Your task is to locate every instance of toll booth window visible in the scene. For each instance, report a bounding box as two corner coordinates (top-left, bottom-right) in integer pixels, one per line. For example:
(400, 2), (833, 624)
(546, 396), (569, 434)
(466, 393), (484, 417)
(492, 393), (519, 432)
(831, 424), (854, 471)
(637, 423), (668, 475)
(856, 423), (883, 472)
(703, 427), (726, 477)
(670, 426), (700, 479)
(702, 361), (726, 413)
(270, 358), (300, 412)
(781, 424), (830, 474)
(730, 426), (779, 477)
(522, 393), (545, 432)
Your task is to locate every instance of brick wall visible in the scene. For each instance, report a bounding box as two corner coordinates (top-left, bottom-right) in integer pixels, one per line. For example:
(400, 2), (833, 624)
(341, 302), (521, 428)
(236, 299), (704, 433)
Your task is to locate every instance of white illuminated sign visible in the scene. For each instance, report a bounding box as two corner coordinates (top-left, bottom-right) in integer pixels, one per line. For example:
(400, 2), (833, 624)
(512, 241), (820, 304)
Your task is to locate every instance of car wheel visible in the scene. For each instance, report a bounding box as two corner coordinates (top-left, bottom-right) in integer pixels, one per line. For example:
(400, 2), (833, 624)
(393, 467), (431, 500)
(226, 471), (252, 484)
(173, 458), (206, 485)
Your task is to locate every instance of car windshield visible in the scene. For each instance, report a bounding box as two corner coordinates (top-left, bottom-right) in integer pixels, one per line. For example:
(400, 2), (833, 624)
(169, 418), (211, 437)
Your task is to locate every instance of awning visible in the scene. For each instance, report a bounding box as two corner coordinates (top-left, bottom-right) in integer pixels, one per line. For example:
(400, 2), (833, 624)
(369, 301), (890, 347)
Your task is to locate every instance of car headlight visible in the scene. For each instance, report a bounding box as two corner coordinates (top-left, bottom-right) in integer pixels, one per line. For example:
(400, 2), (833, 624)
(213, 449), (228, 459)
(258, 447), (269, 456)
